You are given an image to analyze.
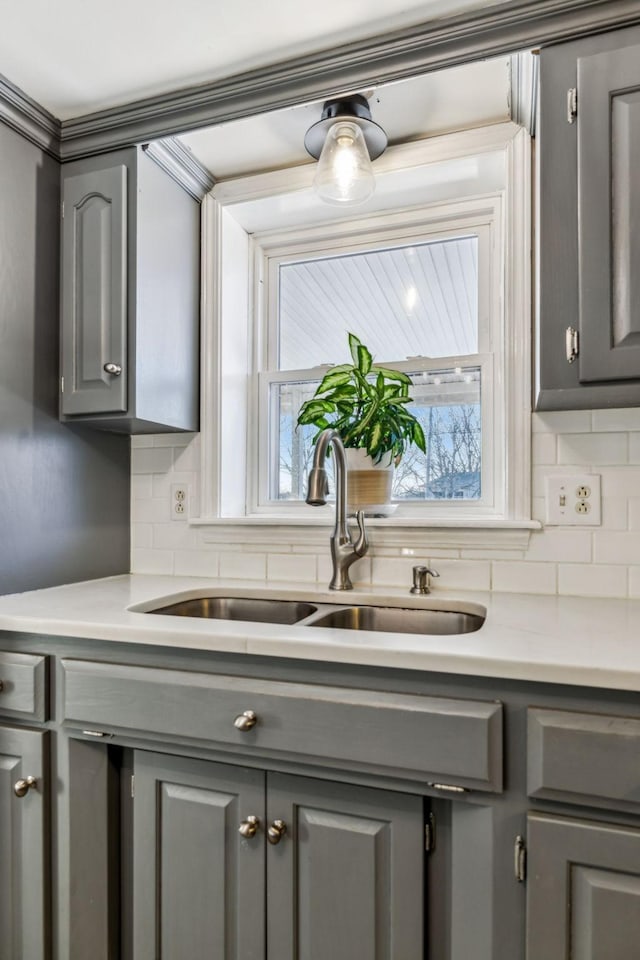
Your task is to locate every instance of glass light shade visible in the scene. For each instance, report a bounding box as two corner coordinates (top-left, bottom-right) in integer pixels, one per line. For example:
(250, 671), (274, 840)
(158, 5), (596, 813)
(313, 121), (375, 204)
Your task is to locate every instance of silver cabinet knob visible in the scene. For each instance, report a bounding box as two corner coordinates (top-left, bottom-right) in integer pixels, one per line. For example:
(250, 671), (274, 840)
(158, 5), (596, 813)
(14, 775), (37, 798)
(238, 815), (260, 839)
(234, 709), (257, 732)
(103, 362), (122, 376)
(267, 819), (287, 845)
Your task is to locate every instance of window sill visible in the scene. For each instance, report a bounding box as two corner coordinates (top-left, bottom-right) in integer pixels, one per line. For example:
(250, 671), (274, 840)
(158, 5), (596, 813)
(191, 514), (540, 552)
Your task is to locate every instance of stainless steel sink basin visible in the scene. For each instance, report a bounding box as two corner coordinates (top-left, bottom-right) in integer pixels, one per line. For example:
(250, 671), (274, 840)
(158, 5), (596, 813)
(142, 593), (485, 635)
(307, 605), (484, 635)
(149, 596), (318, 625)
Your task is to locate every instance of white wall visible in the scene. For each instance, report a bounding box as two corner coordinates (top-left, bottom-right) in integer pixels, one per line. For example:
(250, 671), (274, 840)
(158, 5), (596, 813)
(131, 408), (640, 598)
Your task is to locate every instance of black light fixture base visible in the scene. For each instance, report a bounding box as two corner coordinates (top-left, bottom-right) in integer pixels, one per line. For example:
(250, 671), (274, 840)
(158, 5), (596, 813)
(304, 94), (388, 160)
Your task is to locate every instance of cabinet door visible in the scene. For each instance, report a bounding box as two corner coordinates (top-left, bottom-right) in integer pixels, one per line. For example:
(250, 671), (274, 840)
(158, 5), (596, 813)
(132, 751), (265, 960)
(266, 773), (424, 960)
(536, 24), (640, 409)
(527, 812), (640, 959)
(0, 724), (48, 960)
(61, 163), (127, 415)
(578, 41), (640, 383)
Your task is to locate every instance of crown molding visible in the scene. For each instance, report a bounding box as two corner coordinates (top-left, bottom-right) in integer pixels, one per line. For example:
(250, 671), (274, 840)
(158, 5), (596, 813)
(2, 0), (639, 161)
(142, 138), (215, 200)
(0, 73), (60, 157)
(57, 0), (640, 159)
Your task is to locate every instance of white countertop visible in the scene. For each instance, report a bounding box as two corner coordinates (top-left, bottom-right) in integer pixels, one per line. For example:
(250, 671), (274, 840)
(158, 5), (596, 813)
(0, 574), (639, 692)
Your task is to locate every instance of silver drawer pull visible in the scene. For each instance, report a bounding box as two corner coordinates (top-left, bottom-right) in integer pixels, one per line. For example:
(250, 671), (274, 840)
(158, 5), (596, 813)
(428, 782), (468, 794)
(103, 362), (122, 376)
(14, 775), (37, 798)
(267, 819), (287, 845)
(234, 710), (257, 732)
(239, 815), (260, 839)
(82, 729), (109, 738)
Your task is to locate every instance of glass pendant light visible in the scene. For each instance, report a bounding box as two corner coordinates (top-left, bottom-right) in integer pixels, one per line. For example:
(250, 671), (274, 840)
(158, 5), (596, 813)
(304, 94), (387, 206)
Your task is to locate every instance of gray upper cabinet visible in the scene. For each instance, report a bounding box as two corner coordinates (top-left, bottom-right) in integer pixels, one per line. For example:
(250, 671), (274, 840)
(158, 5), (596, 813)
(536, 24), (640, 410)
(60, 146), (200, 433)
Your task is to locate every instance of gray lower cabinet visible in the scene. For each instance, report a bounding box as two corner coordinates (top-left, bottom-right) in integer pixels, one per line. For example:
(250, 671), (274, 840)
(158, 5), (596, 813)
(526, 813), (640, 959)
(132, 750), (424, 960)
(60, 146), (200, 433)
(536, 23), (640, 409)
(0, 723), (48, 960)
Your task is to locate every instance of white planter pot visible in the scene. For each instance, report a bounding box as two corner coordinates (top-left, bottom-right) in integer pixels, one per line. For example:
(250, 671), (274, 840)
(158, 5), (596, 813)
(345, 448), (396, 517)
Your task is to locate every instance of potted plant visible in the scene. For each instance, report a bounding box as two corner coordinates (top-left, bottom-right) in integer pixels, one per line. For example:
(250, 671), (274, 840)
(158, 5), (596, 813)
(296, 332), (426, 515)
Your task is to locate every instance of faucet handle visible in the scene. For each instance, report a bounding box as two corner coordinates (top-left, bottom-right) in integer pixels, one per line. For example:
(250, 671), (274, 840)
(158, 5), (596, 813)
(353, 510), (368, 557)
(410, 564), (439, 595)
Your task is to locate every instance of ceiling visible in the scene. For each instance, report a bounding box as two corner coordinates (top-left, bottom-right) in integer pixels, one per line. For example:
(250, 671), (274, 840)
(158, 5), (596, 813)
(179, 57), (512, 180)
(0, 0), (506, 121)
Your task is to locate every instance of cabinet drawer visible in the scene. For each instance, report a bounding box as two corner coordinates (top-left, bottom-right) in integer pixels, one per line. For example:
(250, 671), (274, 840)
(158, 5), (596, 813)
(61, 659), (503, 792)
(0, 651), (47, 722)
(528, 707), (640, 811)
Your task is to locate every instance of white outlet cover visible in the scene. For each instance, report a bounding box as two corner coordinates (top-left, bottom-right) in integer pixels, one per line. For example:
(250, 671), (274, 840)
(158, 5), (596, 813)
(170, 483), (189, 521)
(545, 474), (601, 526)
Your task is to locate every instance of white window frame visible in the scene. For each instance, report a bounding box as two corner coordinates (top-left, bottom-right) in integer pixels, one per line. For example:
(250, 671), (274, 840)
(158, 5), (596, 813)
(196, 122), (534, 545)
(251, 204), (499, 519)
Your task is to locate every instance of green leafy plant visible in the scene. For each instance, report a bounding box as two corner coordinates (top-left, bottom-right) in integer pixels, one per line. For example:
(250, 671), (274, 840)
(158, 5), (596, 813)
(296, 332), (426, 464)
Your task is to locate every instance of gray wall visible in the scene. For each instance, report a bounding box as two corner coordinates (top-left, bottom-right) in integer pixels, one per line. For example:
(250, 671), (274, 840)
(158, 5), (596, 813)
(0, 122), (130, 594)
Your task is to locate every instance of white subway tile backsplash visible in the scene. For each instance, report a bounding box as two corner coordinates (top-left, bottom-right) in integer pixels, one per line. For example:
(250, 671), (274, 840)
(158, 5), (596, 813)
(429, 559), (491, 591)
(558, 563), (626, 599)
(153, 433), (195, 448)
(558, 432), (627, 466)
(525, 528), (591, 563)
(592, 409), (640, 432)
(131, 447), (173, 475)
(131, 548), (173, 574)
(267, 553), (317, 583)
(219, 552), (267, 581)
(627, 566), (640, 598)
(627, 499), (640, 531)
(174, 549), (219, 578)
(131, 523), (153, 550)
(594, 531), (640, 566)
(129, 418), (640, 600)
(532, 410), (592, 434)
(532, 433), (557, 465)
(173, 443), (199, 472)
(153, 523), (200, 550)
(371, 557), (425, 587)
(600, 466), (640, 498)
(133, 498), (172, 524)
(601, 496), (628, 531)
(131, 475), (153, 500)
(492, 561), (557, 595)
(628, 433), (640, 464)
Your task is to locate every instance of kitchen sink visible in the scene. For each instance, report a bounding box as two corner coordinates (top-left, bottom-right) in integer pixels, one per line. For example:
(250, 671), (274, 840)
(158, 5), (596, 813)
(148, 596), (318, 625)
(144, 594), (485, 635)
(306, 605), (485, 635)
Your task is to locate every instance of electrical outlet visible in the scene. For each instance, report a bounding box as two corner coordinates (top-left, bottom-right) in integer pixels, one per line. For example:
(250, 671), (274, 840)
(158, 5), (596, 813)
(545, 474), (601, 526)
(170, 483), (189, 521)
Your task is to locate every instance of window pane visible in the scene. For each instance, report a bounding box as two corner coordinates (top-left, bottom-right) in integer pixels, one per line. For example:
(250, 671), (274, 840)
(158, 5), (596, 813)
(271, 380), (321, 501)
(278, 236), (478, 371)
(394, 367), (481, 501)
(270, 367), (481, 503)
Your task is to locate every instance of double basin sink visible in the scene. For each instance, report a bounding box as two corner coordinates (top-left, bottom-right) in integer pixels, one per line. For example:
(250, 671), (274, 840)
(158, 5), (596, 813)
(146, 594), (485, 636)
